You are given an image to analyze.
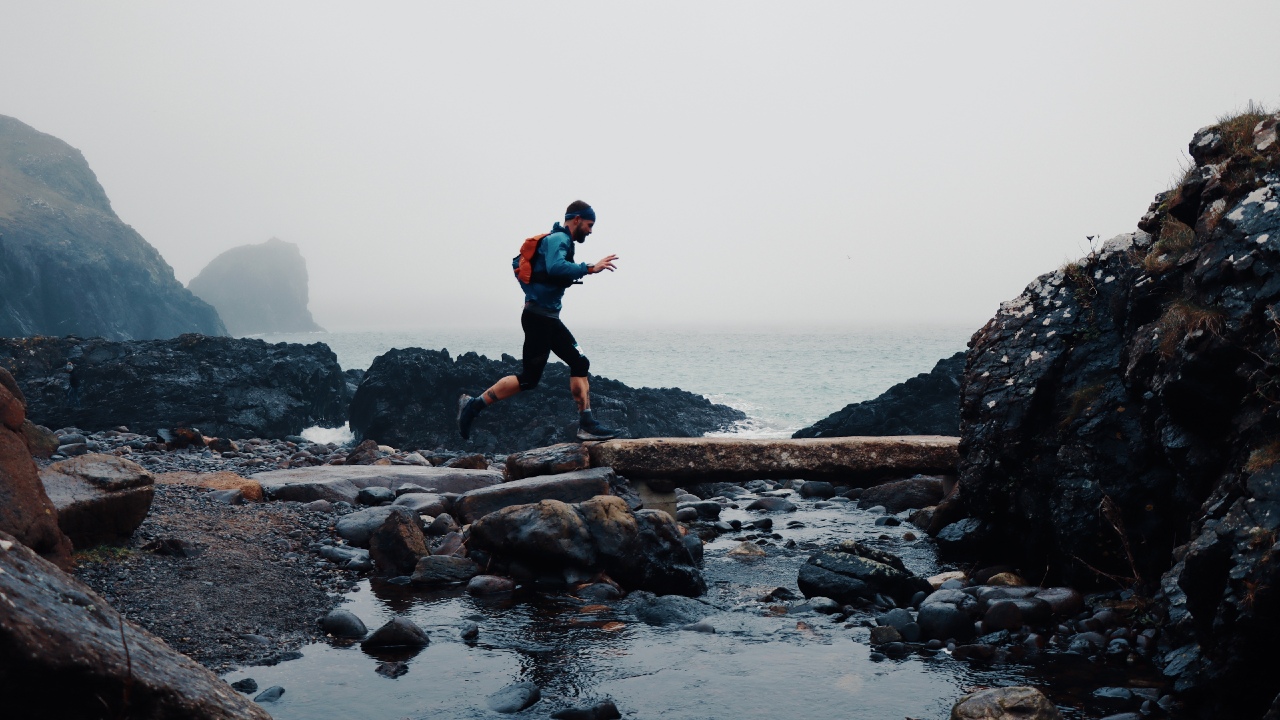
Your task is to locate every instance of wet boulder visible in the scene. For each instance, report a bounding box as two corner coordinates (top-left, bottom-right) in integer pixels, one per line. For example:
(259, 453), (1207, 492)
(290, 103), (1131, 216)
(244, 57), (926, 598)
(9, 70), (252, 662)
(361, 617), (430, 650)
(320, 609), (367, 639)
(857, 475), (946, 513)
(336, 506), (417, 549)
(625, 591), (716, 626)
(469, 495), (705, 596)
(950, 686), (1062, 720)
(504, 443), (593, 480)
(0, 370), (73, 567)
(797, 541), (930, 606)
(0, 530), (271, 719)
(367, 506), (430, 576)
(40, 454), (154, 548)
(410, 556), (481, 586)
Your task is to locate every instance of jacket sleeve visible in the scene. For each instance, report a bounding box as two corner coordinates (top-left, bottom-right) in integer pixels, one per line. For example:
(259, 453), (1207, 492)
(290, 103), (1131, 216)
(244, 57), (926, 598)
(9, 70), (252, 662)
(543, 234), (591, 280)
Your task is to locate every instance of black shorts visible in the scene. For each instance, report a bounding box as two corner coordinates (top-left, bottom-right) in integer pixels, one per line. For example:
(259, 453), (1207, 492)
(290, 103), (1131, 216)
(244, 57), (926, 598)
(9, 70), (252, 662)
(516, 310), (589, 390)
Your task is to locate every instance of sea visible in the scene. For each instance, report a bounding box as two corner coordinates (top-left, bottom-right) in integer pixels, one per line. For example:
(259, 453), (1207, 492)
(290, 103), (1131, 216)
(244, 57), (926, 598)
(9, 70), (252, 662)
(261, 324), (974, 441)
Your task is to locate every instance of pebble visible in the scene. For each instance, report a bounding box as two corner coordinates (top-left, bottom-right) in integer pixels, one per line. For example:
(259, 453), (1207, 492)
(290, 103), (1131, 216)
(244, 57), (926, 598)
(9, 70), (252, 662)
(680, 621), (716, 633)
(487, 682), (542, 713)
(253, 686), (285, 702)
(320, 609), (367, 639)
(361, 617), (430, 649)
(459, 621), (480, 641)
(467, 575), (516, 595)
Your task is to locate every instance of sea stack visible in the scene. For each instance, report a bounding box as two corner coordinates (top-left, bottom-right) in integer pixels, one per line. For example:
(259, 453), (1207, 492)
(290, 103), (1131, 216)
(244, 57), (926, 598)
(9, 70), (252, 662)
(0, 115), (226, 340)
(188, 237), (324, 336)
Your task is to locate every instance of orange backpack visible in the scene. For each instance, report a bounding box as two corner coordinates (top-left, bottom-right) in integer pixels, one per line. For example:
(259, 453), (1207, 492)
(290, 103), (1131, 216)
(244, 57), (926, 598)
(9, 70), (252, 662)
(512, 233), (550, 285)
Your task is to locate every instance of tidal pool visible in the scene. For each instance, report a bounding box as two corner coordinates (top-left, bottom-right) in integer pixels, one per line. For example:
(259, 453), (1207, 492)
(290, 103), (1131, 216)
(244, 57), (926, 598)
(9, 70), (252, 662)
(225, 497), (1154, 719)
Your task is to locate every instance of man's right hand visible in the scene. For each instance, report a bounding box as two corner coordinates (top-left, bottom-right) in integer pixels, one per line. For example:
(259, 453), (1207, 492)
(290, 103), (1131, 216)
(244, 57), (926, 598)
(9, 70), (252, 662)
(589, 255), (619, 274)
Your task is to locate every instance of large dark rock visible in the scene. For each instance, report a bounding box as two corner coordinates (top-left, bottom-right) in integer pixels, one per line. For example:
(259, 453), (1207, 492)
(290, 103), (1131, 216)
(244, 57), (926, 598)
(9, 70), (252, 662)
(0, 114), (226, 340)
(857, 475), (946, 513)
(505, 442), (591, 480)
(469, 495), (706, 596)
(348, 347), (744, 454)
(187, 237), (324, 336)
(794, 352), (964, 438)
(0, 334), (345, 438)
(40, 454), (154, 549)
(796, 540), (930, 605)
(367, 505), (429, 576)
(0, 367), (73, 567)
(0, 530), (271, 719)
(958, 110), (1280, 717)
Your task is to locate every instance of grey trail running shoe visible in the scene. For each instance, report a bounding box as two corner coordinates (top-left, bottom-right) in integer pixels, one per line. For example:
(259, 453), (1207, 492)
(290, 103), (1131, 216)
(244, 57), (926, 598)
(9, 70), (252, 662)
(457, 394), (483, 440)
(576, 416), (618, 442)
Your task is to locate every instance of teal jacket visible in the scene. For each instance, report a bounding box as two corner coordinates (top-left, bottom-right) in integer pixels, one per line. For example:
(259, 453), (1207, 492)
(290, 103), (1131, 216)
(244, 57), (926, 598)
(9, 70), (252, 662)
(515, 223), (591, 314)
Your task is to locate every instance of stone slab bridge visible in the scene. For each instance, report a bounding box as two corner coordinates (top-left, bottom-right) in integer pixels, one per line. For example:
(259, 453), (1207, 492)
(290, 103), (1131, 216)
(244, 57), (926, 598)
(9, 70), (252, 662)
(585, 436), (959, 487)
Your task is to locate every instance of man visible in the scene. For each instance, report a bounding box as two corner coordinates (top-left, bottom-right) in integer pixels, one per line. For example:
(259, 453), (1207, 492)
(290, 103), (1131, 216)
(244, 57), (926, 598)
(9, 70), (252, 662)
(458, 200), (620, 441)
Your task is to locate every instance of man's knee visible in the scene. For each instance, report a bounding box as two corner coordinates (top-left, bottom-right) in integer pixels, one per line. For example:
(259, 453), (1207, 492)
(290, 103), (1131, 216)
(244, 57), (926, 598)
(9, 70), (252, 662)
(568, 355), (590, 377)
(516, 372), (541, 391)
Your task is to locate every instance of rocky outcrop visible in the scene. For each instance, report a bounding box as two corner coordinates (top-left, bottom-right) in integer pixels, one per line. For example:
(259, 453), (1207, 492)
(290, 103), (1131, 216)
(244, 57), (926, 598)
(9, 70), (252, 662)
(958, 110), (1280, 717)
(41, 454), (154, 548)
(0, 530), (271, 720)
(187, 237), (324, 336)
(588, 436), (959, 483)
(795, 352), (965, 438)
(348, 347), (745, 454)
(0, 114), (226, 340)
(0, 334), (346, 438)
(469, 495), (705, 596)
(796, 541), (931, 606)
(0, 367), (73, 567)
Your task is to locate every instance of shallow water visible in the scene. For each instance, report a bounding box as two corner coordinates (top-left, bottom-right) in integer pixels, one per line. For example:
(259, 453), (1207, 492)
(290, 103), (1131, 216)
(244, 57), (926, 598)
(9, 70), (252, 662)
(225, 497), (1154, 720)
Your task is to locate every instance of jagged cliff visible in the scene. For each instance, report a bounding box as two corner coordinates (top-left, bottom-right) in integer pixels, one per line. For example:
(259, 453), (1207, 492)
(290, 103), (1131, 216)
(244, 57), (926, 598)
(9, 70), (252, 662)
(958, 109), (1280, 718)
(188, 237), (324, 336)
(0, 115), (226, 339)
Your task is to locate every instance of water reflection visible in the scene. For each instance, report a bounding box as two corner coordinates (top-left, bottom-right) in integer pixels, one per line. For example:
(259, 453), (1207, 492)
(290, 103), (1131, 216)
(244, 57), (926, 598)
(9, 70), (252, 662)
(223, 499), (1155, 720)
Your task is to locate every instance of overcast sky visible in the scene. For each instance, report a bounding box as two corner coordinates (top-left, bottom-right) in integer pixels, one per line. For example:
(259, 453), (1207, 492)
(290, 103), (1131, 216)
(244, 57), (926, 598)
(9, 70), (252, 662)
(2, 2), (1277, 332)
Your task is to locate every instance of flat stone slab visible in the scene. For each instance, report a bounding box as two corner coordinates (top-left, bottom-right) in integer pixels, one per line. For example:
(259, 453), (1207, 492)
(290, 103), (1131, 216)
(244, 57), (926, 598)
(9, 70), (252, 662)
(453, 467), (616, 524)
(252, 466), (502, 504)
(587, 436), (959, 483)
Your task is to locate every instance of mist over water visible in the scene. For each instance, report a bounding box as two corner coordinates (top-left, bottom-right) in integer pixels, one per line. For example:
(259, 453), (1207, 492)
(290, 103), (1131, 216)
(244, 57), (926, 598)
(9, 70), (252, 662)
(262, 324), (973, 436)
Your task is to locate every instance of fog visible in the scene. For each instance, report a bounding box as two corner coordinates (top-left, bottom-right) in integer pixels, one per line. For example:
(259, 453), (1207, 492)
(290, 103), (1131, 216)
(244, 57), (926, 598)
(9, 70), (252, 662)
(2, 2), (1277, 331)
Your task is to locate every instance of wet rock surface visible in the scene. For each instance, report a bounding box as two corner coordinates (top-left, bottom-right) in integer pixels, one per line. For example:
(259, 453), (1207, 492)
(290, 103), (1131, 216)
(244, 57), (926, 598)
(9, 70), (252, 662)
(0, 530), (271, 720)
(0, 367), (73, 567)
(958, 111), (1280, 715)
(453, 467), (616, 523)
(795, 351), (965, 438)
(347, 347), (744, 454)
(0, 335), (346, 438)
(72, 483), (359, 672)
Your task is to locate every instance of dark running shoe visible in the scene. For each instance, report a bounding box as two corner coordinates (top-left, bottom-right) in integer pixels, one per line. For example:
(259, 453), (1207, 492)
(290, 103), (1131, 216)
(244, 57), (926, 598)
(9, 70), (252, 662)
(457, 394), (484, 439)
(576, 417), (618, 442)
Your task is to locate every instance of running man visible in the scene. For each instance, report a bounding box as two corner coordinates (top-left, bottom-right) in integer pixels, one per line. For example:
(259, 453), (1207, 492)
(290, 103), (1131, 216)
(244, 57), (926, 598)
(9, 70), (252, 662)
(457, 200), (620, 441)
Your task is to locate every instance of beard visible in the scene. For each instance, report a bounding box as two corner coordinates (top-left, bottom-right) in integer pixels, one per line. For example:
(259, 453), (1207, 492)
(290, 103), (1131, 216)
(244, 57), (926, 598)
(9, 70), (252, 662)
(570, 227), (587, 243)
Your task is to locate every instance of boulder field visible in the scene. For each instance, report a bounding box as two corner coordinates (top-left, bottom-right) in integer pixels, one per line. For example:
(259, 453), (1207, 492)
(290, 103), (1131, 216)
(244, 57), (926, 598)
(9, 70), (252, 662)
(0, 334), (347, 439)
(347, 347), (746, 454)
(958, 110), (1280, 717)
